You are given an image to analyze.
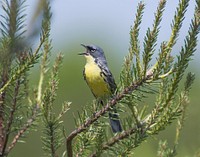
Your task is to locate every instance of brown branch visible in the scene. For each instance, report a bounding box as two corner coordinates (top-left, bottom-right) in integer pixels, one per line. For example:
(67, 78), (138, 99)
(0, 3), (20, 153)
(89, 124), (144, 157)
(6, 104), (39, 153)
(0, 63), (11, 154)
(66, 74), (152, 157)
(1, 79), (20, 155)
(90, 72), (194, 157)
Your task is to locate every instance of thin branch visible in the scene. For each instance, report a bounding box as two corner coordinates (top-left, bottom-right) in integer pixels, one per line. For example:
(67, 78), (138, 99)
(0, 67), (9, 153)
(89, 125), (142, 157)
(90, 73), (194, 157)
(66, 74), (153, 157)
(1, 79), (20, 155)
(7, 104), (39, 153)
(153, 0), (190, 72)
(57, 102), (71, 121)
(0, 45), (43, 95)
(142, 0), (166, 76)
(37, 0), (52, 106)
(130, 2), (145, 79)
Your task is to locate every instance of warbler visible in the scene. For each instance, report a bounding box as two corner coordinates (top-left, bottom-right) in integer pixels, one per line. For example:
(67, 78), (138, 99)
(79, 44), (122, 133)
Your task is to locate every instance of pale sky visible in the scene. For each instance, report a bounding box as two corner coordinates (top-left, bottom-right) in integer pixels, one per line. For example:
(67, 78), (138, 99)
(1, 0), (199, 64)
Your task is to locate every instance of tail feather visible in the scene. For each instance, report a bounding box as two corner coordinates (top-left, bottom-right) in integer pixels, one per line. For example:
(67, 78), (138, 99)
(100, 100), (122, 133)
(109, 112), (122, 133)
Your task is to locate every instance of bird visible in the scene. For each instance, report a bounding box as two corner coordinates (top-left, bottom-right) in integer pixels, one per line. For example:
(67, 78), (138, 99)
(79, 44), (122, 133)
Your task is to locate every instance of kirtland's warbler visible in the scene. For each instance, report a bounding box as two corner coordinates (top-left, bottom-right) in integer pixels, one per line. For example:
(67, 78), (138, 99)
(79, 44), (122, 133)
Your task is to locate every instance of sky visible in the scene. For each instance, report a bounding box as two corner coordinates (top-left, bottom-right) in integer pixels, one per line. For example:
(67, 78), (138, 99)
(23, 0), (199, 65)
(0, 0), (198, 64)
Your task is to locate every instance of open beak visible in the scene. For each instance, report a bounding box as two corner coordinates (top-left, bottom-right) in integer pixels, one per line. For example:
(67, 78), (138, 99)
(80, 43), (87, 48)
(79, 44), (89, 55)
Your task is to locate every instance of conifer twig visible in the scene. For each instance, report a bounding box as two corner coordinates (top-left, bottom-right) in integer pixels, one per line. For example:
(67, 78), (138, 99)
(90, 73), (195, 157)
(66, 73), (153, 157)
(89, 124), (145, 157)
(1, 79), (20, 155)
(142, 0), (166, 77)
(7, 104), (39, 152)
(130, 2), (144, 79)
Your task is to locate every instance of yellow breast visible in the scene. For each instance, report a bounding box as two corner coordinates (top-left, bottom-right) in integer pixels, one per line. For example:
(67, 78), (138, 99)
(84, 55), (111, 98)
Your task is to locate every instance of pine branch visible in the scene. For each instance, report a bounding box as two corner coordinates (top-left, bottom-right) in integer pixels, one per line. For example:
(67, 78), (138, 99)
(167, 0), (189, 49)
(66, 73), (153, 157)
(166, 2), (200, 106)
(153, 0), (190, 73)
(0, 0), (26, 41)
(129, 1), (144, 79)
(156, 73), (195, 157)
(142, 0), (166, 76)
(37, 0), (52, 105)
(1, 79), (20, 155)
(7, 104), (39, 153)
(68, 1), (199, 156)
(89, 123), (145, 157)
(42, 54), (64, 157)
(120, 2), (144, 87)
(91, 73), (195, 157)
(173, 72), (195, 150)
(145, 1), (200, 131)
(0, 52), (40, 94)
(0, 25), (46, 96)
(0, 0), (27, 154)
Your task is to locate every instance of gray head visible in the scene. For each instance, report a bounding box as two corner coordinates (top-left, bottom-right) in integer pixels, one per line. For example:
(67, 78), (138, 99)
(80, 44), (107, 62)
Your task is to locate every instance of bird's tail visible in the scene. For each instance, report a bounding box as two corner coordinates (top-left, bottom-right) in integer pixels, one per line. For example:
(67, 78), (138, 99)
(100, 100), (122, 133)
(109, 110), (122, 133)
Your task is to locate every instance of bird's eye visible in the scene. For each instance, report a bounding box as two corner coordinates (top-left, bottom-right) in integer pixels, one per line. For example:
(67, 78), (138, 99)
(90, 48), (96, 53)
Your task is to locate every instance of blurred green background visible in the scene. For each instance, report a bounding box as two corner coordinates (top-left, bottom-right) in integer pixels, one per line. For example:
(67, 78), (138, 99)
(1, 0), (199, 156)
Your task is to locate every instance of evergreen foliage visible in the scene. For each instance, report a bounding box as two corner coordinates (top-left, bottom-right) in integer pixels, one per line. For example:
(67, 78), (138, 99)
(0, 0), (199, 157)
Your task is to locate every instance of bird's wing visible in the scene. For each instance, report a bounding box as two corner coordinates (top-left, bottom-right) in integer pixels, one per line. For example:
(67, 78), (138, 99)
(97, 60), (117, 94)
